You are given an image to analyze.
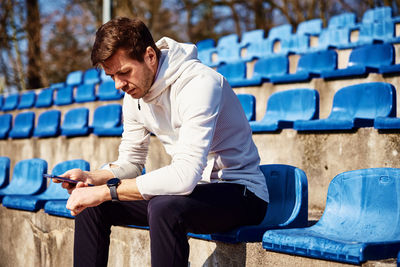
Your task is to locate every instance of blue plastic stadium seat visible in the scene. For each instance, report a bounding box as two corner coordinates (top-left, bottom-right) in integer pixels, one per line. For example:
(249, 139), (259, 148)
(0, 95), (3, 110)
(91, 104), (123, 136)
(44, 200), (74, 218)
(61, 107), (90, 137)
(100, 69), (113, 82)
(188, 164), (308, 243)
(50, 82), (65, 90)
(263, 168), (400, 265)
(250, 89), (319, 132)
(3, 159), (89, 212)
(0, 158), (47, 203)
(297, 18), (323, 36)
(270, 50), (337, 83)
(354, 20), (398, 46)
(279, 34), (309, 55)
(246, 55), (288, 85)
(17, 91), (36, 109)
(317, 27), (353, 50)
(75, 83), (97, 103)
(269, 24), (293, 40)
(54, 86), (74, 106)
(237, 94), (256, 121)
(196, 39), (216, 66)
(0, 157), (10, 189)
(0, 114), (12, 139)
(33, 110), (61, 138)
(217, 61), (249, 87)
(35, 88), (54, 108)
(374, 116), (400, 130)
(2, 93), (19, 111)
(327, 12), (357, 29)
(83, 68), (100, 85)
(9, 111), (35, 139)
(97, 81), (123, 100)
(362, 6), (392, 24)
(294, 82), (396, 131)
(214, 34), (241, 65)
(240, 29), (265, 61)
(322, 43), (394, 79)
(66, 70), (83, 87)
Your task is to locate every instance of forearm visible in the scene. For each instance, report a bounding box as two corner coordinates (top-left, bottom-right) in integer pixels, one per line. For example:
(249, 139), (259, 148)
(85, 169), (115, 185)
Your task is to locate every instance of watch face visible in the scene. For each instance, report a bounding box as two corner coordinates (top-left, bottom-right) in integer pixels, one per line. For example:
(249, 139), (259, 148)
(107, 177), (121, 186)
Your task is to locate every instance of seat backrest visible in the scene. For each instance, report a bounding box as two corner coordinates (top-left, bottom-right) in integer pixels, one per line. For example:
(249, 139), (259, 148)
(50, 82), (65, 90)
(75, 83), (97, 103)
(348, 43), (394, 68)
(196, 38), (215, 51)
(92, 104), (122, 129)
(280, 34), (309, 54)
(44, 159), (90, 198)
(240, 29), (265, 47)
(0, 113), (12, 139)
(62, 107), (89, 129)
(2, 93), (19, 111)
(259, 164), (308, 227)
(97, 81), (123, 100)
(83, 68), (100, 85)
(217, 61), (246, 81)
(268, 24), (293, 40)
(329, 82), (396, 120)
(317, 168), (400, 241)
(237, 94), (256, 121)
(328, 12), (357, 29)
(297, 18), (323, 35)
(362, 6), (392, 23)
(54, 86), (74, 106)
(35, 88), (54, 108)
(216, 34), (241, 63)
(34, 110), (61, 137)
(0, 158), (47, 195)
(318, 27), (351, 49)
(66, 70), (83, 87)
(253, 55), (288, 78)
(297, 49), (337, 74)
(0, 157), (10, 188)
(100, 69), (113, 82)
(265, 89), (319, 121)
(9, 111), (35, 138)
(17, 91), (36, 109)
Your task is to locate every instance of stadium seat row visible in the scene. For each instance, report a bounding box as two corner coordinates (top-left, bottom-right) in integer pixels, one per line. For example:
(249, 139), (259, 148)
(220, 43), (400, 87)
(0, 104), (123, 139)
(0, 157), (399, 264)
(197, 6), (400, 66)
(0, 80), (122, 112)
(241, 82), (400, 132)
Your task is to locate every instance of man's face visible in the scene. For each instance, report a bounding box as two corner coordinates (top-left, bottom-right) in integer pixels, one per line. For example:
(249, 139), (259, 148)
(102, 48), (158, 99)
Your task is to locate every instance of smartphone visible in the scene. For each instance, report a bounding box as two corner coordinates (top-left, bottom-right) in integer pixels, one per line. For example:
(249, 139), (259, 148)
(43, 174), (94, 186)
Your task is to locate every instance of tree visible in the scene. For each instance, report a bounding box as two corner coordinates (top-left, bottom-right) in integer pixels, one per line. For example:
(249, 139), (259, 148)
(26, 0), (43, 89)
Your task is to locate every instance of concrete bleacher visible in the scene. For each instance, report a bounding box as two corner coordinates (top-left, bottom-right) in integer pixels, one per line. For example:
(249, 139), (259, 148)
(1, 6), (400, 266)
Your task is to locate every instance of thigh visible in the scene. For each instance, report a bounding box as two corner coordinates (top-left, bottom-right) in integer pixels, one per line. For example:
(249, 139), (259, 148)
(148, 183), (267, 234)
(92, 200), (150, 227)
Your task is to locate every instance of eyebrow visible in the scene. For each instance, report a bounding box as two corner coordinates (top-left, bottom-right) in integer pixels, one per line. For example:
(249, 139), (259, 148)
(106, 68), (128, 77)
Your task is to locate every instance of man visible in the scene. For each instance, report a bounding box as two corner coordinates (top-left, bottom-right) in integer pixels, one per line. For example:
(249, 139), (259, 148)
(62, 17), (269, 267)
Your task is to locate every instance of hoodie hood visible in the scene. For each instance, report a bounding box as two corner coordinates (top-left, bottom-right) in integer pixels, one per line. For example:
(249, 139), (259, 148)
(142, 37), (199, 104)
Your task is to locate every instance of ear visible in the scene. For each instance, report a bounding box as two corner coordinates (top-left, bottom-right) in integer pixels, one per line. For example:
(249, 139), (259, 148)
(144, 46), (158, 68)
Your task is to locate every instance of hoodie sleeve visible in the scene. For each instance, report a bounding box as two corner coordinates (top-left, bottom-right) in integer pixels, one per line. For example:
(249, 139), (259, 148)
(102, 95), (149, 179)
(136, 69), (222, 199)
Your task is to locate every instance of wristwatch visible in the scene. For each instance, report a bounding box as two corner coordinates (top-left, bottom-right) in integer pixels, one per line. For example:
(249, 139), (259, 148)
(107, 178), (121, 202)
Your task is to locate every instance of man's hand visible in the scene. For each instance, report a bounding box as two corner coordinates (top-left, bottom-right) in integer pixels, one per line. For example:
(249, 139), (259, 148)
(53, 168), (92, 194)
(66, 183), (110, 216)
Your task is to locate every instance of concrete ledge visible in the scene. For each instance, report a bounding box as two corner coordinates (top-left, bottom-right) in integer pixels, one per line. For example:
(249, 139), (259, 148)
(0, 206), (396, 266)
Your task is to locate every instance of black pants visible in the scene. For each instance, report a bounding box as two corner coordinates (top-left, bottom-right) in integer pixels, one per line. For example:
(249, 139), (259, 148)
(74, 183), (268, 267)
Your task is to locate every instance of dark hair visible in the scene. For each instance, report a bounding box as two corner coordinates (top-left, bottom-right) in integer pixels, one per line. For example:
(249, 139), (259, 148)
(91, 17), (161, 67)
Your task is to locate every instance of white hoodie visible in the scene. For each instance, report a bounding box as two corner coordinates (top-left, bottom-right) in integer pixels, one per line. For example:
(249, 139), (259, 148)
(106, 37), (269, 203)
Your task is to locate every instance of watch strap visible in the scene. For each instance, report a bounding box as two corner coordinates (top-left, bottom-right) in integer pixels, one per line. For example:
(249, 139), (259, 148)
(109, 185), (119, 202)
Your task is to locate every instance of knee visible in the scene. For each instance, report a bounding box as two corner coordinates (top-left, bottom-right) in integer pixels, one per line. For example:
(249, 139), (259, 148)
(147, 196), (184, 227)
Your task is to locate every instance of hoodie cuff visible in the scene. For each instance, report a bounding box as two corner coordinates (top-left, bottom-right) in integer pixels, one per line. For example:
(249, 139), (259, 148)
(101, 162), (143, 179)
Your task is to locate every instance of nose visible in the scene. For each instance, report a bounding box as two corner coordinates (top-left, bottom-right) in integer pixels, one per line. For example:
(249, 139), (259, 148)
(114, 76), (127, 90)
